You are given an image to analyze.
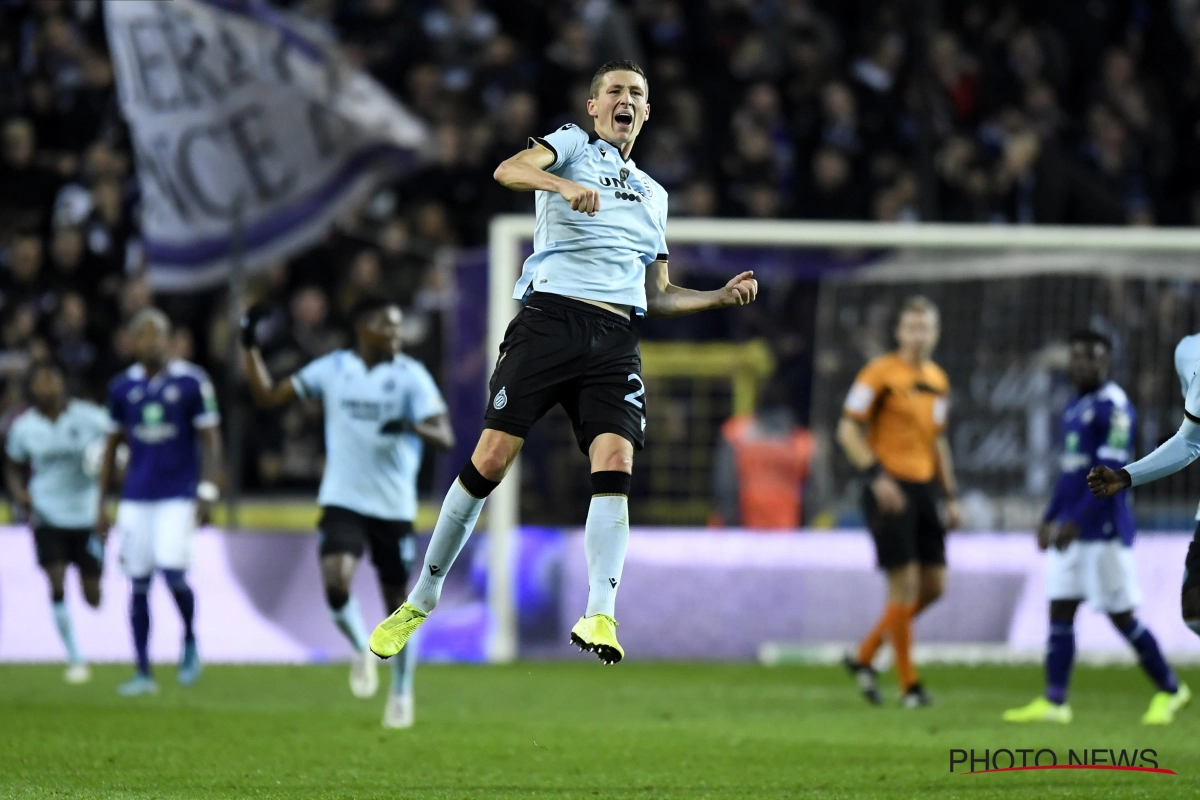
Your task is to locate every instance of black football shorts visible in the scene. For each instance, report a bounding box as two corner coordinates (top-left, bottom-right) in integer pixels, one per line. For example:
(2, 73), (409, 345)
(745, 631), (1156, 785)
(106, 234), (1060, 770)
(318, 506), (415, 587)
(860, 478), (947, 570)
(33, 525), (103, 576)
(484, 292), (646, 454)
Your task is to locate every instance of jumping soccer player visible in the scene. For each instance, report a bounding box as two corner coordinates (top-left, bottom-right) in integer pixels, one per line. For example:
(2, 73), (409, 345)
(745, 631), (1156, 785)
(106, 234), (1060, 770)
(838, 296), (959, 708)
(1005, 331), (1189, 725)
(97, 309), (223, 696)
(1090, 332), (1200, 652)
(5, 359), (111, 684)
(368, 59), (758, 666)
(241, 296), (453, 728)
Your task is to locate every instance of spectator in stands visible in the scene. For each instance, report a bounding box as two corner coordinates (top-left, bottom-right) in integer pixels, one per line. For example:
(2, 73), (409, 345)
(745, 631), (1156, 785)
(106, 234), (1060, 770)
(0, 117), (60, 230)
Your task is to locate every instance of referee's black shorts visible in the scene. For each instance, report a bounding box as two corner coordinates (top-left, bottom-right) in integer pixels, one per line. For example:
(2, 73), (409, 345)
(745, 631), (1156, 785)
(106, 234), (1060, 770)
(318, 506), (415, 587)
(860, 478), (947, 570)
(484, 292), (646, 455)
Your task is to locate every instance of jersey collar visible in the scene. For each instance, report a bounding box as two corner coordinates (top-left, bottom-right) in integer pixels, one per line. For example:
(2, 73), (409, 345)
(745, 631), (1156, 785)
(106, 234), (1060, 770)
(588, 130), (633, 164)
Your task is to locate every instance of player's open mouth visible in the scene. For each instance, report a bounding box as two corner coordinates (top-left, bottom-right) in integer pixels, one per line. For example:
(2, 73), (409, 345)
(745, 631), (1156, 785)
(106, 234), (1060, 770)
(614, 110), (633, 127)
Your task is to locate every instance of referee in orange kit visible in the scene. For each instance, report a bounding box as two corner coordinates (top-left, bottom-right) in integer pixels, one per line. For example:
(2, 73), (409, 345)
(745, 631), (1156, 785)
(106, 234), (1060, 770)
(836, 295), (960, 707)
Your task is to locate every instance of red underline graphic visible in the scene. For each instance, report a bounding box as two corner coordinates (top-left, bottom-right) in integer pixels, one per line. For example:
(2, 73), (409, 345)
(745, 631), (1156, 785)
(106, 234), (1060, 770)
(967, 765), (1176, 776)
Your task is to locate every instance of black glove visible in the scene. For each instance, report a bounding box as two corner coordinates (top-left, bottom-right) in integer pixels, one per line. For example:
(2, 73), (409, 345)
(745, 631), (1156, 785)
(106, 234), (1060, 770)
(380, 418), (415, 435)
(240, 302), (271, 348)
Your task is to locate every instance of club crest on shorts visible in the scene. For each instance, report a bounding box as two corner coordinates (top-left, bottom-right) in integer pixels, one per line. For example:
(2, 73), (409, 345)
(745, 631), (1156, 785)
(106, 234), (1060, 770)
(493, 387), (508, 410)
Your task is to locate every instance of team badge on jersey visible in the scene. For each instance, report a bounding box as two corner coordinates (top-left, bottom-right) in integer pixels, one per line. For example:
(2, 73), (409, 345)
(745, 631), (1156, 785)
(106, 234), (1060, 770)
(494, 387), (508, 410)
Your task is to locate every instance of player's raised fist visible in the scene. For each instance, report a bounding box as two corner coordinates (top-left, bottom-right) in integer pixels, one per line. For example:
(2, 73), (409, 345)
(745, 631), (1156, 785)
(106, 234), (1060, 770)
(1087, 464), (1132, 498)
(240, 302), (271, 348)
(718, 271), (758, 307)
(560, 181), (600, 216)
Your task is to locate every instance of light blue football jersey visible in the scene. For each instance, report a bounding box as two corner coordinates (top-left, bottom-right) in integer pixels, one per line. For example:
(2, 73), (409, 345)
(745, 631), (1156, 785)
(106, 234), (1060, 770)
(1172, 333), (1200, 520)
(513, 124), (669, 312)
(6, 399), (110, 529)
(293, 350), (448, 522)
(1175, 333), (1200, 406)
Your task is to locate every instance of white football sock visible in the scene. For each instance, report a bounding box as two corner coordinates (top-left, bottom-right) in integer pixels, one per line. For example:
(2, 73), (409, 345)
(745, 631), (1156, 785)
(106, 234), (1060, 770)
(408, 480), (486, 613)
(584, 494), (630, 618)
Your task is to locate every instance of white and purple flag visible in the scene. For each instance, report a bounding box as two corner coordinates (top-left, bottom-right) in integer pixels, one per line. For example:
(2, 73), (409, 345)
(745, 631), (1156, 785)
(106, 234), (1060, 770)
(105, 0), (430, 289)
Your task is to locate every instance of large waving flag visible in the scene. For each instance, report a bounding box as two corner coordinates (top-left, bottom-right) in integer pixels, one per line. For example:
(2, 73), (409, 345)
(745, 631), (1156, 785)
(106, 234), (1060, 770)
(105, 0), (430, 290)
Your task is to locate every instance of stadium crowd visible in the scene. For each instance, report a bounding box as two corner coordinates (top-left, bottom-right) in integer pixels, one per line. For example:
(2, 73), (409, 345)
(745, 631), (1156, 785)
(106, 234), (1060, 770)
(3, 0), (1200, 492)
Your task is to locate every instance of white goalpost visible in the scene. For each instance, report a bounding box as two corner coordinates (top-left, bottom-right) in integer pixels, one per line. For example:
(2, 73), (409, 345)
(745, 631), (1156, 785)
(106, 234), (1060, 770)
(484, 215), (1200, 663)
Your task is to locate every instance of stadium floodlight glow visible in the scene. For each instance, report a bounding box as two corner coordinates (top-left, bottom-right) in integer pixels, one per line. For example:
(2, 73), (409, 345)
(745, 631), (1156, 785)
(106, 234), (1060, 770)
(486, 215), (1200, 663)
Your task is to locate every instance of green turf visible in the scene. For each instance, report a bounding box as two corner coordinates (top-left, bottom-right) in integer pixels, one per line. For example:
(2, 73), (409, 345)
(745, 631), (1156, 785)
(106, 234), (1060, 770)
(0, 662), (1196, 798)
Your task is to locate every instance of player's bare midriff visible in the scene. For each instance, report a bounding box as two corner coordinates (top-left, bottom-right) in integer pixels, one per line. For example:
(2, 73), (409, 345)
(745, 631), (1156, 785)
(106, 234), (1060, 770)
(570, 296), (633, 319)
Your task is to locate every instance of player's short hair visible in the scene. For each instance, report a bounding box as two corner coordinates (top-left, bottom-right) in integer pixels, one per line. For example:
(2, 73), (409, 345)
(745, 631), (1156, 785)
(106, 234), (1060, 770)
(1069, 329), (1112, 352)
(898, 295), (939, 322)
(590, 60), (648, 99)
(128, 307), (171, 335)
(351, 295), (398, 328)
(24, 357), (65, 398)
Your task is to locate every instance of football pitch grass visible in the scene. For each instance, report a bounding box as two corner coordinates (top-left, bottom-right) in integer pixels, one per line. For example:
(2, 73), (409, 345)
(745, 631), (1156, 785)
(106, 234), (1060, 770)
(2, 662), (1197, 799)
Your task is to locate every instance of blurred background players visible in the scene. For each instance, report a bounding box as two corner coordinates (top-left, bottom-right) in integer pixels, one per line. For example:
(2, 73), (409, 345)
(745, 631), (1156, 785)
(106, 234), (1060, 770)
(97, 310), (223, 696)
(1005, 331), (1188, 725)
(837, 296), (958, 707)
(242, 296), (453, 729)
(4, 359), (110, 683)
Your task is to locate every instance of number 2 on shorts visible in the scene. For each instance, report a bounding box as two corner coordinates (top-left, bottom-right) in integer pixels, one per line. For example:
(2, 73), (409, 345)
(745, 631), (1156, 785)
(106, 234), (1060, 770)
(624, 374), (645, 408)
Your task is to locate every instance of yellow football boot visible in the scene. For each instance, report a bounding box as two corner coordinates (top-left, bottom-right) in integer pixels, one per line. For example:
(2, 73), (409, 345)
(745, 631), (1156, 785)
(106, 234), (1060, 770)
(369, 602), (427, 659)
(1143, 683), (1191, 725)
(570, 614), (624, 664)
(1002, 696), (1072, 723)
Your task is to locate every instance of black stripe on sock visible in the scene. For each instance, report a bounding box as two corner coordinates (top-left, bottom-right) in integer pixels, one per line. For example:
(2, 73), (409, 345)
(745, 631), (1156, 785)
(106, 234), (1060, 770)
(591, 470), (631, 497)
(459, 461), (500, 499)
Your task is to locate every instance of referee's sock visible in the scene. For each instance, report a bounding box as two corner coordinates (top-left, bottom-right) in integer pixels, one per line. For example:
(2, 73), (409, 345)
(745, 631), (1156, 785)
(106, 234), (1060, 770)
(882, 602), (918, 690)
(857, 601), (908, 668)
(408, 462), (497, 613)
(584, 471), (631, 618)
(1117, 617), (1179, 694)
(856, 610), (890, 667)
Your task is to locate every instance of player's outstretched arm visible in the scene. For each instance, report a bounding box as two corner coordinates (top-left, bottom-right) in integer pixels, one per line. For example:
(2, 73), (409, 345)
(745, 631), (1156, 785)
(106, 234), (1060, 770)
(493, 144), (600, 215)
(240, 303), (298, 408)
(1088, 417), (1200, 498)
(643, 261), (758, 318)
(1092, 372), (1200, 497)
